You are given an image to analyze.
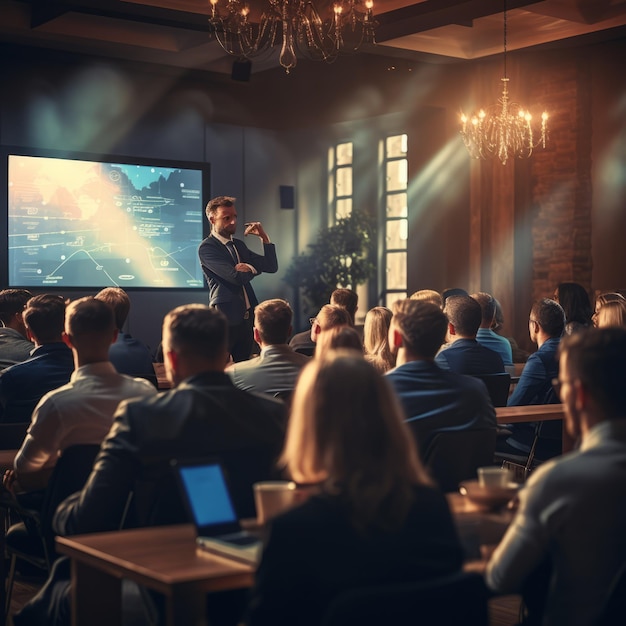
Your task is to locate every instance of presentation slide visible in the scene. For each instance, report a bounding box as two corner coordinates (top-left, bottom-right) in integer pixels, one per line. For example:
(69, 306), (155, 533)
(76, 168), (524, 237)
(8, 154), (206, 289)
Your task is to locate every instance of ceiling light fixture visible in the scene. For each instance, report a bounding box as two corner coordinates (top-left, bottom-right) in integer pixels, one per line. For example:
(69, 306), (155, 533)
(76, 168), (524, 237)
(208, 0), (377, 74)
(459, 0), (548, 165)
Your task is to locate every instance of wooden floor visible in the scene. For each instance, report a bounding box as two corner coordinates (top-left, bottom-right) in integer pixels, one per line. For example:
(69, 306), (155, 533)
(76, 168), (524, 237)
(8, 577), (522, 626)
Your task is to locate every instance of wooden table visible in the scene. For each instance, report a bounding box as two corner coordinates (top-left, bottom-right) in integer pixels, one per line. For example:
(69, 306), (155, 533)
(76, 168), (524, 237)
(56, 524), (254, 626)
(496, 404), (573, 453)
(0, 450), (18, 626)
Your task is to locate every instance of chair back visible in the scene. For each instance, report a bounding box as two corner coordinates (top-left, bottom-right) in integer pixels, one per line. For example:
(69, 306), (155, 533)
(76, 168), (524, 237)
(472, 372), (511, 407)
(320, 571), (489, 626)
(422, 429), (497, 493)
(0, 422), (29, 450)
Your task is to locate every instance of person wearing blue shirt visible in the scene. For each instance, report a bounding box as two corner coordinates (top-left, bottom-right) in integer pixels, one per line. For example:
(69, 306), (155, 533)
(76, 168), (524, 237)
(472, 292), (514, 366)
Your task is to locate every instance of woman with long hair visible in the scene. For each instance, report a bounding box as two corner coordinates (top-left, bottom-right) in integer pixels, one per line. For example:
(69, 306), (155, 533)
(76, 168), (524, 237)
(247, 351), (463, 626)
(363, 306), (395, 373)
(595, 299), (626, 328)
(593, 292), (626, 326)
(554, 282), (593, 334)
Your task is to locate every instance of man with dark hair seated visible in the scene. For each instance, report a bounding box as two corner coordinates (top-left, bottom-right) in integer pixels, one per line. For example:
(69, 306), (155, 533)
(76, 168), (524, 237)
(488, 327), (626, 626)
(227, 298), (309, 396)
(0, 288), (34, 369)
(95, 287), (158, 388)
(435, 295), (505, 375)
(0, 294), (74, 424)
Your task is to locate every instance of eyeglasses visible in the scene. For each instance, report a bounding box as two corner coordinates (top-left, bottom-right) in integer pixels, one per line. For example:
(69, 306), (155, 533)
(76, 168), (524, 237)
(309, 317), (317, 326)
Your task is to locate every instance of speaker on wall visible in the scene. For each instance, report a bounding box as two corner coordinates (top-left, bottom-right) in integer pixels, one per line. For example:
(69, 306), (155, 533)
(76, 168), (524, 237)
(279, 185), (295, 209)
(231, 59), (252, 82)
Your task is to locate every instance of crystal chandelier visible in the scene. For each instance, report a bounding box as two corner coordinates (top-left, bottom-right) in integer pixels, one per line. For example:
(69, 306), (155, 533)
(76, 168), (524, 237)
(459, 0), (548, 165)
(208, 0), (377, 73)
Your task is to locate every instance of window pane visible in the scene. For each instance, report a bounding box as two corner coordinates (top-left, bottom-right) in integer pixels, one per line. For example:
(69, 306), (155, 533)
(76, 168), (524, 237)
(386, 251), (407, 290)
(386, 134), (408, 158)
(386, 193), (407, 218)
(336, 142), (353, 166)
(336, 166), (352, 197)
(385, 292), (408, 309)
(386, 159), (407, 192)
(386, 219), (408, 250)
(336, 198), (352, 219)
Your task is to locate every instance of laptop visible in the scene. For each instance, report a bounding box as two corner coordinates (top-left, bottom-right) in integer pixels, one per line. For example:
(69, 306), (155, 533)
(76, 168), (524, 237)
(172, 458), (262, 565)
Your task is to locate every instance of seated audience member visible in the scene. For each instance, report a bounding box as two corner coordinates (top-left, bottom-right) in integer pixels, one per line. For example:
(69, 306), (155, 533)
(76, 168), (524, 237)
(247, 351), (464, 626)
(291, 304), (351, 357)
(492, 297), (528, 363)
(435, 295), (504, 375)
(315, 325), (363, 358)
(487, 328), (626, 626)
(471, 292), (513, 367)
(4, 297), (156, 495)
(385, 300), (495, 459)
(16, 305), (287, 626)
(363, 306), (395, 373)
(441, 287), (468, 307)
(501, 298), (566, 461)
(0, 295), (74, 424)
(409, 289), (443, 308)
(595, 299), (626, 328)
(95, 287), (158, 388)
(554, 282), (593, 335)
(593, 291), (625, 326)
(227, 299), (309, 396)
(0, 289), (34, 369)
(289, 288), (360, 355)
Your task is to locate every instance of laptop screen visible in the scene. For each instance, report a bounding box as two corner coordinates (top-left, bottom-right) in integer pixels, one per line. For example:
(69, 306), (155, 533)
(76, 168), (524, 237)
(176, 462), (241, 534)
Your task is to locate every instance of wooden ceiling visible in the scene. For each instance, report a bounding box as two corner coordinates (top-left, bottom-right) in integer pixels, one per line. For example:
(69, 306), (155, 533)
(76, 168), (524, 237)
(1, 0), (625, 73)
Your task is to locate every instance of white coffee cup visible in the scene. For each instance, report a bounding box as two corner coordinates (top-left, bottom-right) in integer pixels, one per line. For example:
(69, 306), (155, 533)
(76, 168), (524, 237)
(477, 466), (512, 488)
(254, 481), (300, 525)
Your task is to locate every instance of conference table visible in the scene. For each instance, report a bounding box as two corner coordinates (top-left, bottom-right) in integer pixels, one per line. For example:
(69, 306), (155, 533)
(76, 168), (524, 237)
(56, 495), (514, 626)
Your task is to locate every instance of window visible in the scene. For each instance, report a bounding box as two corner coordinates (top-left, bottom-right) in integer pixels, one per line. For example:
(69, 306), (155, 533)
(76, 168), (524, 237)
(328, 142), (353, 223)
(382, 134), (408, 308)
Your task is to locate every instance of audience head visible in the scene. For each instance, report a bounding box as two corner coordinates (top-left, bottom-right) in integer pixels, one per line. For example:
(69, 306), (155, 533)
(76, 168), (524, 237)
(64, 297), (117, 363)
(443, 295), (482, 339)
(409, 289), (443, 309)
(491, 297), (505, 333)
(0, 289), (32, 335)
(554, 282), (593, 331)
(23, 294), (66, 344)
(558, 328), (626, 436)
(282, 350), (429, 529)
(310, 304), (352, 344)
(441, 287), (468, 307)
(330, 288), (358, 324)
(529, 298), (566, 343)
(593, 292), (625, 325)
(316, 326), (363, 359)
(471, 292), (497, 329)
(595, 300), (626, 329)
(363, 307), (394, 373)
(162, 304), (229, 386)
(253, 299), (293, 346)
(389, 299), (448, 361)
(95, 287), (131, 331)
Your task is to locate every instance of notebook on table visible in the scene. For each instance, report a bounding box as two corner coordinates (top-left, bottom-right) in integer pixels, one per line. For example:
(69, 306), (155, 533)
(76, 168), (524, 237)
(172, 458), (262, 565)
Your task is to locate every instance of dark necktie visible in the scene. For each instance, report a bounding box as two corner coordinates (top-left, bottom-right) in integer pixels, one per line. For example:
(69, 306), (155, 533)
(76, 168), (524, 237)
(225, 240), (238, 264)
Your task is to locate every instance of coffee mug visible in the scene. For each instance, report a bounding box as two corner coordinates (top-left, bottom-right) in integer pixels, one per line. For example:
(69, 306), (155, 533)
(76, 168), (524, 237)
(477, 466), (512, 488)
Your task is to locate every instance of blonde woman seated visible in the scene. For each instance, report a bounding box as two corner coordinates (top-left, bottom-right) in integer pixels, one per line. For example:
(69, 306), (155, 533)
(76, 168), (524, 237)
(363, 306), (395, 373)
(593, 292), (625, 326)
(315, 325), (363, 358)
(595, 299), (626, 328)
(247, 351), (463, 626)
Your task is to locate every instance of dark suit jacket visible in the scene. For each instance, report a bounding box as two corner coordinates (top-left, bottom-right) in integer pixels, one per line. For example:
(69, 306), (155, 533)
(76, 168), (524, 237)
(198, 235), (278, 324)
(247, 487), (464, 626)
(54, 371), (287, 535)
(435, 338), (504, 375)
(109, 332), (157, 388)
(386, 360), (496, 458)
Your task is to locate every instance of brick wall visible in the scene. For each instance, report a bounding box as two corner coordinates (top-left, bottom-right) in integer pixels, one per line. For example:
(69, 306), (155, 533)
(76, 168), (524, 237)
(529, 55), (593, 301)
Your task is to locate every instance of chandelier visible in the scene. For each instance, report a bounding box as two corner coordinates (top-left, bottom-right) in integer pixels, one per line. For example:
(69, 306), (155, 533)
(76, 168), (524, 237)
(208, 0), (377, 73)
(459, 0), (548, 165)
